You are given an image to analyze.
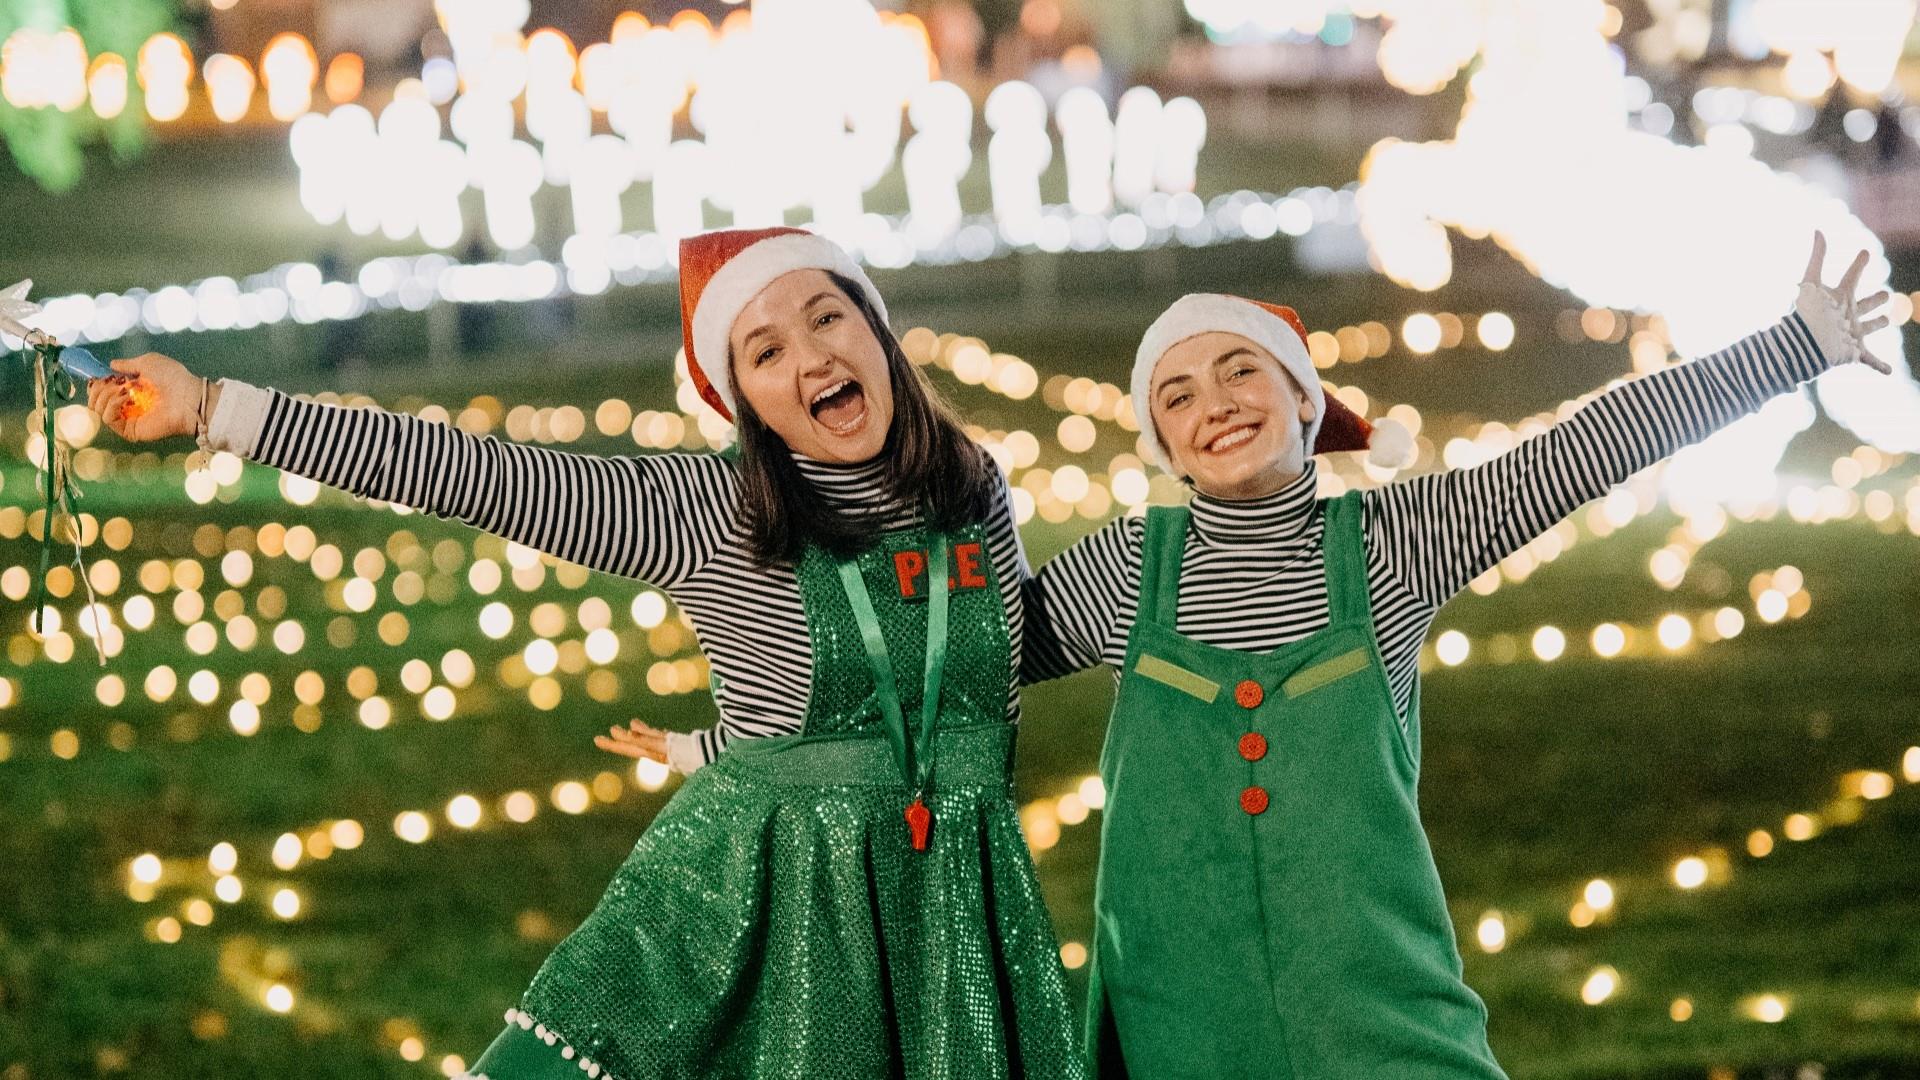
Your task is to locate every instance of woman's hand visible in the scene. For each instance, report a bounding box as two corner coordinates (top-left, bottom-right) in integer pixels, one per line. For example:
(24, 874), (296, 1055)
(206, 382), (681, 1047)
(594, 719), (670, 764)
(1799, 231), (1893, 375)
(86, 353), (205, 442)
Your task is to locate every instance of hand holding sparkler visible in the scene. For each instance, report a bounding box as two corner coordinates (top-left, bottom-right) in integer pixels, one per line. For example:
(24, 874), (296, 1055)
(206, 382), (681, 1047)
(87, 353), (213, 443)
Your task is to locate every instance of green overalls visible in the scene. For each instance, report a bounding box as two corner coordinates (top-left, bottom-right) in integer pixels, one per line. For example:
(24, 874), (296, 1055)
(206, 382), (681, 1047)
(1086, 494), (1507, 1080)
(471, 522), (1082, 1080)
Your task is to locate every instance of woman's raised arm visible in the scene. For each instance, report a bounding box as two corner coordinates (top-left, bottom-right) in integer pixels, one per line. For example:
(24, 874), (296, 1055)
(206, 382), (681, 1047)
(92, 357), (738, 589)
(1366, 234), (1892, 607)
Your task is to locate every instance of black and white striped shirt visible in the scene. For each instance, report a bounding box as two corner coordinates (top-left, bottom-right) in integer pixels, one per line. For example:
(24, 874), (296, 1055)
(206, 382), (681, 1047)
(210, 385), (1030, 770)
(211, 314), (1828, 761)
(1020, 314), (1831, 723)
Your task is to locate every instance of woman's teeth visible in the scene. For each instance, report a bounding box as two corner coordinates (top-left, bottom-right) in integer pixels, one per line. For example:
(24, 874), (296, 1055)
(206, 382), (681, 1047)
(810, 379), (852, 409)
(1206, 426), (1258, 453)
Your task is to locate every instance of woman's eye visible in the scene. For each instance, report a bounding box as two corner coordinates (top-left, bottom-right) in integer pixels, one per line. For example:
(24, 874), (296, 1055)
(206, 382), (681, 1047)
(756, 346), (779, 366)
(816, 311), (840, 329)
(1166, 394), (1191, 409)
(1229, 366), (1253, 380)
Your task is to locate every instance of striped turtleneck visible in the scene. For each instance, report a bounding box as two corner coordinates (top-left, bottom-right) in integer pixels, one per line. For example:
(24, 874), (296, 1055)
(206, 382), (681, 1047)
(1021, 313), (1833, 726)
(1190, 470), (1319, 544)
(207, 383), (1029, 772)
(788, 453), (921, 531)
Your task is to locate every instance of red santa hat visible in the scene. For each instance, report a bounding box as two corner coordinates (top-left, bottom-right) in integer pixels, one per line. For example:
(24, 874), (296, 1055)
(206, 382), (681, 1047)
(679, 226), (888, 422)
(1131, 293), (1414, 473)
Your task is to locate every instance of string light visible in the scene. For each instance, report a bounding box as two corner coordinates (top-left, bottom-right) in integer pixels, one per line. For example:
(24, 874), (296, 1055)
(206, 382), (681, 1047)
(1671, 856), (1708, 890)
(1476, 911), (1507, 953)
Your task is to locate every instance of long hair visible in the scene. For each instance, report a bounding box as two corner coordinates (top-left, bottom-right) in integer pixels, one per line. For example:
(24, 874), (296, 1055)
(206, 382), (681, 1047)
(731, 271), (997, 566)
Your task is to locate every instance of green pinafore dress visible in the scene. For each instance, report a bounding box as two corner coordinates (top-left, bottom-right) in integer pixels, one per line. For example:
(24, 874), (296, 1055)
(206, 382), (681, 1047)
(1086, 495), (1506, 1080)
(469, 523), (1082, 1080)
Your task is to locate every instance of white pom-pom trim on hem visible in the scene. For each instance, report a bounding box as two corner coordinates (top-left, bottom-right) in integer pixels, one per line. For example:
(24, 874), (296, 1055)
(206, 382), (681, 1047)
(458, 1009), (619, 1080)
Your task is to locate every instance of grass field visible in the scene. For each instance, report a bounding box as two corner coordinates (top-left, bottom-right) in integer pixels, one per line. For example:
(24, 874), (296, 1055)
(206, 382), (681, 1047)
(2, 136), (1919, 1079)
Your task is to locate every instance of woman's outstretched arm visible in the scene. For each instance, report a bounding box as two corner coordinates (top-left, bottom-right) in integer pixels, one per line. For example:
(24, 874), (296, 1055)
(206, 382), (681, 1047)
(1366, 233), (1892, 607)
(91, 357), (738, 589)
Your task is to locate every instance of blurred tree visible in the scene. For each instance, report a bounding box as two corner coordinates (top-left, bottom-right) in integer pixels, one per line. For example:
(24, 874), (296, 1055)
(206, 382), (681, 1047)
(0, 0), (177, 192)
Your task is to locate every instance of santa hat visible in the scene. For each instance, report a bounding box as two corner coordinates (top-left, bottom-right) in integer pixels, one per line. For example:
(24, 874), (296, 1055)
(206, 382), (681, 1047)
(679, 227), (889, 422)
(1131, 293), (1414, 474)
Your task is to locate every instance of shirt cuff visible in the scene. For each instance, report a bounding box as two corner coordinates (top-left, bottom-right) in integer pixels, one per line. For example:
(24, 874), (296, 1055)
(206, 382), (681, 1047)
(1790, 283), (1856, 371)
(207, 378), (273, 458)
(664, 731), (707, 776)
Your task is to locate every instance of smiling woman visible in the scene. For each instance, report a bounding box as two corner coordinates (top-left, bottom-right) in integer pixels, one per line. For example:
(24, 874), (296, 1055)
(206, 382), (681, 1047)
(733, 274), (894, 459)
(1023, 235), (1894, 1080)
(85, 226), (1084, 1080)
(1147, 329), (1321, 498)
(727, 267), (996, 565)
(673, 227), (997, 566)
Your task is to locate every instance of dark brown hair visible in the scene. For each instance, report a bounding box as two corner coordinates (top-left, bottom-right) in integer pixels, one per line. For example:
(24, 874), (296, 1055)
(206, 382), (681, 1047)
(730, 271), (998, 566)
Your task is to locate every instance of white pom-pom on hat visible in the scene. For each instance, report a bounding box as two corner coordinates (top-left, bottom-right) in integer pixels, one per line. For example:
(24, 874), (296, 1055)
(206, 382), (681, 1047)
(1366, 416), (1416, 469)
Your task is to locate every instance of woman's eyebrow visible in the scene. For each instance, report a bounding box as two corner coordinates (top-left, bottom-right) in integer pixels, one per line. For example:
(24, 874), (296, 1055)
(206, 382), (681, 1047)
(739, 322), (777, 351)
(738, 294), (840, 351)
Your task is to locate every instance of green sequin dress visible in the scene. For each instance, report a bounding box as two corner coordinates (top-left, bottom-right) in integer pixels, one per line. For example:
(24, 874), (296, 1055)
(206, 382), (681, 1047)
(465, 522), (1082, 1080)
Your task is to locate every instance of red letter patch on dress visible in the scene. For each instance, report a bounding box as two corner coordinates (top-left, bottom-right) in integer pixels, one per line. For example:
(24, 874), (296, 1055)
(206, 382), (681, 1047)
(954, 542), (987, 589)
(894, 550), (927, 598)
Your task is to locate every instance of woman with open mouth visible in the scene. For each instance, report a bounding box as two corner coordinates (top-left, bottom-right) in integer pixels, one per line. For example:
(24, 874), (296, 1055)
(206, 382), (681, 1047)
(88, 227), (1084, 1080)
(1015, 232), (1891, 1079)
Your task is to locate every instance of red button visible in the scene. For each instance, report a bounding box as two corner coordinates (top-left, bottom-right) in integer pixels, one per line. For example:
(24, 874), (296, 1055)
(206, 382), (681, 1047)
(1240, 786), (1270, 815)
(1234, 680), (1264, 709)
(1238, 732), (1267, 762)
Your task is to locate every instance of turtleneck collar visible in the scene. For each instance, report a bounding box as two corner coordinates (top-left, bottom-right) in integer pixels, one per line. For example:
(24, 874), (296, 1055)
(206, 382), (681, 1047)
(1186, 461), (1320, 547)
(790, 452), (917, 522)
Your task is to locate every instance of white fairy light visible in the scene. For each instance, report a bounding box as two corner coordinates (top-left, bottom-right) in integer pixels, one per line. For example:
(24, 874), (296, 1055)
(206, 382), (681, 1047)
(903, 82), (973, 249)
(478, 140), (544, 251)
(1056, 88), (1114, 217)
(569, 135), (635, 239)
(652, 140), (711, 243)
(985, 82), (1051, 242)
(1154, 97), (1207, 196)
(1112, 87), (1162, 208)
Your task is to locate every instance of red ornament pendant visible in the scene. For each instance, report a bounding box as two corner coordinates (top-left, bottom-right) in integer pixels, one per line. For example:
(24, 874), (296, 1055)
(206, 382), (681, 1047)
(905, 798), (932, 851)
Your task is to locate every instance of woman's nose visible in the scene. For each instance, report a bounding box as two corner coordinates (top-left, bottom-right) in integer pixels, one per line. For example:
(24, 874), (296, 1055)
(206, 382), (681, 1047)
(1202, 387), (1237, 419)
(791, 339), (835, 377)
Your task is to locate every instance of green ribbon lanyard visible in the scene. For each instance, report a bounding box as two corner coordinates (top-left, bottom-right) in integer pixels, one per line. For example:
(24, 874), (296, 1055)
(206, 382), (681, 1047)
(30, 343), (79, 640)
(31, 348), (57, 631)
(836, 534), (949, 850)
